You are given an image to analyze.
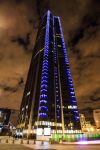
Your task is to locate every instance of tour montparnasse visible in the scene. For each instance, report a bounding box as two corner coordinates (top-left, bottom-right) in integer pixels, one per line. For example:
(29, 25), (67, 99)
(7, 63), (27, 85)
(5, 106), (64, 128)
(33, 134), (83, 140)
(17, 10), (81, 138)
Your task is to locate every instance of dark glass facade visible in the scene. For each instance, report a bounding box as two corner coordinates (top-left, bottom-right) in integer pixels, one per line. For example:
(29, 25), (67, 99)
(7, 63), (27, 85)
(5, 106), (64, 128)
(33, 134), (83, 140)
(17, 11), (81, 134)
(0, 108), (11, 125)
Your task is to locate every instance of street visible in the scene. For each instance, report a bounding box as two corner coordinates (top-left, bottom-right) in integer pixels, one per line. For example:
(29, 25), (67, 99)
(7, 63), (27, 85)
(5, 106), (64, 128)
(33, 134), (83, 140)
(0, 143), (100, 150)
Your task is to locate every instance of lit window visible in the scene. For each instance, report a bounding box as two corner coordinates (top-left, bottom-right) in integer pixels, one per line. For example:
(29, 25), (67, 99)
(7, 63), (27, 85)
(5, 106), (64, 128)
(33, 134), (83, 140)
(70, 92), (75, 94)
(52, 122), (54, 126)
(68, 105), (77, 109)
(26, 105), (28, 109)
(22, 108), (24, 111)
(40, 100), (47, 104)
(44, 128), (51, 135)
(59, 123), (62, 127)
(57, 44), (61, 47)
(27, 91), (30, 96)
(71, 95), (75, 98)
(37, 128), (43, 135)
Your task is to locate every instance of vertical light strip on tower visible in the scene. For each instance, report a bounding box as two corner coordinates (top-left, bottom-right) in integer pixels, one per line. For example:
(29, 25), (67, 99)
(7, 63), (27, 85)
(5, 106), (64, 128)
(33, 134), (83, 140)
(38, 11), (50, 119)
(53, 17), (61, 122)
(58, 17), (80, 121)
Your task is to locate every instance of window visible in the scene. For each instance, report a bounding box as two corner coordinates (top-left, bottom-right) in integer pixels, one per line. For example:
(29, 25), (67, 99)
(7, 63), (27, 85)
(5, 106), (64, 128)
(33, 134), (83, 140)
(27, 91), (30, 96)
(68, 105), (77, 109)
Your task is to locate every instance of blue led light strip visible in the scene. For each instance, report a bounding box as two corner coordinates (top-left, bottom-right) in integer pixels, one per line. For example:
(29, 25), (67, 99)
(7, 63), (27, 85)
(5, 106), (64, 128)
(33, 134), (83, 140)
(57, 17), (76, 98)
(38, 11), (50, 119)
(58, 17), (79, 120)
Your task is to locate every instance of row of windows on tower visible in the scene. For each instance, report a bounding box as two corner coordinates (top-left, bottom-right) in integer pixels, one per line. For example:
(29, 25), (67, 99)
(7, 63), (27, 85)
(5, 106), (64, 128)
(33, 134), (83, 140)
(35, 121), (62, 127)
(55, 21), (77, 106)
(53, 33), (60, 120)
(53, 18), (80, 122)
(58, 46), (77, 105)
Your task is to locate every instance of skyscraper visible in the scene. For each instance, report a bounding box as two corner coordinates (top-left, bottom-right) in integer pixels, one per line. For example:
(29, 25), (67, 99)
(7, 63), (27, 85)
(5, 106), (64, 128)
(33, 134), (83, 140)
(17, 10), (81, 137)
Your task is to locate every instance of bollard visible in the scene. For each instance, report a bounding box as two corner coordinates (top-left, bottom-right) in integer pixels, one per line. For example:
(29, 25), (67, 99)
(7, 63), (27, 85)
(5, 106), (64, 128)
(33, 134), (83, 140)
(75, 134), (78, 142)
(20, 139), (23, 144)
(5, 139), (9, 143)
(12, 139), (15, 144)
(52, 134), (55, 141)
(27, 140), (29, 144)
(33, 139), (36, 144)
(49, 138), (51, 144)
(41, 140), (44, 145)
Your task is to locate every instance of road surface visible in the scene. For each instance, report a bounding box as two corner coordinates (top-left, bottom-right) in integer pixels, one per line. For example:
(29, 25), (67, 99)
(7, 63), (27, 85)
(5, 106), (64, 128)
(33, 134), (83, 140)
(0, 144), (100, 150)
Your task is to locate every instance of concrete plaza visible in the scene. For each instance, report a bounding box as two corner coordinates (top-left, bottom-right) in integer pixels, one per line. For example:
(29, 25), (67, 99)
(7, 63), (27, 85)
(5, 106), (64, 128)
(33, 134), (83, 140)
(0, 136), (100, 150)
(0, 143), (100, 150)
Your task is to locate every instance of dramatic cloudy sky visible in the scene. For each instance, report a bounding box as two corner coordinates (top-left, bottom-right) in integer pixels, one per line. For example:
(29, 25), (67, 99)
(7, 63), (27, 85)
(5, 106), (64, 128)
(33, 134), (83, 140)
(0, 0), (100, 122)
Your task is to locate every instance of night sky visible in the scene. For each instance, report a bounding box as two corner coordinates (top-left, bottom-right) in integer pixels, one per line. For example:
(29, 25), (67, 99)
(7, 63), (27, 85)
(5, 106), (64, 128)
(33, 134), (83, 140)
(0, 0), (100, 123)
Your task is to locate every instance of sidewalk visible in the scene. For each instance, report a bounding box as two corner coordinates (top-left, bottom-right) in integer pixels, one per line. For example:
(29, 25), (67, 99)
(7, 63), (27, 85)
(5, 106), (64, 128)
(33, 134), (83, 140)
(0, 136), (100, 145)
